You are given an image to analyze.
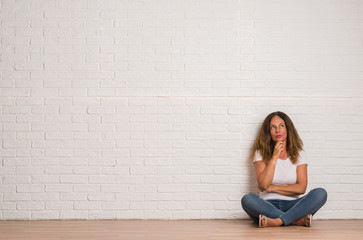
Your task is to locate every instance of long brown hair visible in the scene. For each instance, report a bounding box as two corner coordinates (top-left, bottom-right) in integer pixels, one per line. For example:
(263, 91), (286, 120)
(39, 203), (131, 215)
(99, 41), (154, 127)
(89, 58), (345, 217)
(249, 111), (303, 164)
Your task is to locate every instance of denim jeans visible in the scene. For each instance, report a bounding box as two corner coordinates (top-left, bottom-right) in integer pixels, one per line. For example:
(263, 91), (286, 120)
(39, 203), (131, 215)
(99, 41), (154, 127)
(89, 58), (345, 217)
(241, 188), (327, 226)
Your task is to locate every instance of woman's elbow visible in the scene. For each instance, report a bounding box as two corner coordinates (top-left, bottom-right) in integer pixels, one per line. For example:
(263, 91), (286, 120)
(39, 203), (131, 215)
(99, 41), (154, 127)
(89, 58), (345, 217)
(298, 190), (306, 195)
(299, 185), (307, 195)
(258, 182), (270, 191)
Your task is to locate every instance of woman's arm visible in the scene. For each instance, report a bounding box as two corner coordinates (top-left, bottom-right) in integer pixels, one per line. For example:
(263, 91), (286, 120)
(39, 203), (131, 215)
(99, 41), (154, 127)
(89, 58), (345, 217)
(254, 142), (284, 191)
(254, 160), (277, 191)
(266, 164), (308, 196)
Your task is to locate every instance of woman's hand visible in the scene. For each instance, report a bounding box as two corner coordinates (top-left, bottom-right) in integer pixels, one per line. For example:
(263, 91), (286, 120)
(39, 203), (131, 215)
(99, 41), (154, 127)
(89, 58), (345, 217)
(272, 141), (284, 160)
(266, 185), (274, 193)
(257, 183), (274, 192)
(257, 183), (265, 192)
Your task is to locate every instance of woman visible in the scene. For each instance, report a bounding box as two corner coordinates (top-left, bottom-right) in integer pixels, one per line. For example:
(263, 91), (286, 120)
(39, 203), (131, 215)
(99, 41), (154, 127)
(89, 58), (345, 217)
(241, 111), (327, 227)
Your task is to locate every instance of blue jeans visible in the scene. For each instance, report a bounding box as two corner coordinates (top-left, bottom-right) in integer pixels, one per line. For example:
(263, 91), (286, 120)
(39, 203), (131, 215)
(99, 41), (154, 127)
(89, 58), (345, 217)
(241, 188), (327, 226)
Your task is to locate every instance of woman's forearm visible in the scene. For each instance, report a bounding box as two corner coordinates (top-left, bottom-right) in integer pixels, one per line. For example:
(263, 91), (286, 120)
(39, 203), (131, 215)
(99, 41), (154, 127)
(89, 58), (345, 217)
(267, 184), (306, 196)
(256, 159), (277, 190)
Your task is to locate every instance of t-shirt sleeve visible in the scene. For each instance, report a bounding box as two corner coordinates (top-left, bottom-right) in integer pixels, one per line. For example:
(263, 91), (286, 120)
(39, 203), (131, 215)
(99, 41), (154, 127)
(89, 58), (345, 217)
(297, 150), (308, 166)
(252, 151), (263, 163)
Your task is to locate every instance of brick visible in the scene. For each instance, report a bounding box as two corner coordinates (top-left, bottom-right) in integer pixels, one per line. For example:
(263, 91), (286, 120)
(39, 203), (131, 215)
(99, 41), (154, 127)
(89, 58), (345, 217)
(45, 185), (72, 193)
(60, 193), (88, 201)
(16, 184), (44, 193)
(17, 115), (43, 123)
(74, 202), (100, 210)
(130, 185), (157, 194)
(60, 175), (88, 184)
(158, 185), (185, 193)
(2, 211), (30, 220)
(0, 203), (16, 210)
(32, 211), (60, 220)
(60, 210), (88, 219)
(2, 140), (31, 149)
(187, 201), (214, 210)
(88, 176), (115, 184)
(4, 193), (31, 201)
(130, 202), (157, 210)
(17, 202), (44, 210)
(102, 202), (129, 210)
(73, 184), (100, 193)
(88, 194), (115, 201)
(3, 158), (30, 166)
(101, 185), (128, 193)
(158, 202), (185, 210)
(32, 193), (59, 201)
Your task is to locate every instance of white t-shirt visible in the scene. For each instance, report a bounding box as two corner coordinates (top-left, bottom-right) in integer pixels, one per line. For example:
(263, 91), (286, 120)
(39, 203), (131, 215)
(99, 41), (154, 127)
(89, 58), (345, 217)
(253, 150), (307, 201)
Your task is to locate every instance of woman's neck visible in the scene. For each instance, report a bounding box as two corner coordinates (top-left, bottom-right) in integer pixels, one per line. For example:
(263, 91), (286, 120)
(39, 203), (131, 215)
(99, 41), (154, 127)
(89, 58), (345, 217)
(279, 151), (288, 160)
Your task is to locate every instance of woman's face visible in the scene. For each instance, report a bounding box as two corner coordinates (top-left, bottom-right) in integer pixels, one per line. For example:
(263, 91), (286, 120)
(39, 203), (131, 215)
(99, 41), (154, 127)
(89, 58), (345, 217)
(269, 116), (287, 143)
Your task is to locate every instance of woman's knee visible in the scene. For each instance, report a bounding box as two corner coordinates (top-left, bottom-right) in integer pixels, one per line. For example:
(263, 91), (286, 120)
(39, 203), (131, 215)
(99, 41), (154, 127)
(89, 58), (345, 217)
(310, 188), (328, 202)
(241, 193), (258, 208)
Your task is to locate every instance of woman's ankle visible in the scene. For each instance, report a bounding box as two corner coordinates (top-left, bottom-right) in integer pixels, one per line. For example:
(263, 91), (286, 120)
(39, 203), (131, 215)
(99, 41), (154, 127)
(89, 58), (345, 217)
(266, 217), (284, 227)
(291, 217), (307, 226)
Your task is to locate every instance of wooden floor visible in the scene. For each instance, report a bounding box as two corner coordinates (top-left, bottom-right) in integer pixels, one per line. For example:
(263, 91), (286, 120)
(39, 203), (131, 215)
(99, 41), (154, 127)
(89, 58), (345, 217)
(0, 219), (362, 240)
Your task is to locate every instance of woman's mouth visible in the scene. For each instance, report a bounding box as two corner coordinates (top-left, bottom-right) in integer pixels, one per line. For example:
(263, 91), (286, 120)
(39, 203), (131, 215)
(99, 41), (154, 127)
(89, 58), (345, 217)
(276, 135), (282, 138)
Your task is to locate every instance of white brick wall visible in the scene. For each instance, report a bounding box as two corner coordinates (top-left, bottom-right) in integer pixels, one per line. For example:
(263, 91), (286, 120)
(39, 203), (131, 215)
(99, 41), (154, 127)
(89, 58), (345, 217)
(1, 0), (363, 220)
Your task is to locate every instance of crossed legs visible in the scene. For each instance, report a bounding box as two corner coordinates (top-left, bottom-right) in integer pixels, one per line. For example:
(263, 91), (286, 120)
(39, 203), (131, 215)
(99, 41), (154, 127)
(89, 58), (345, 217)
(241, 188), (327, 227)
